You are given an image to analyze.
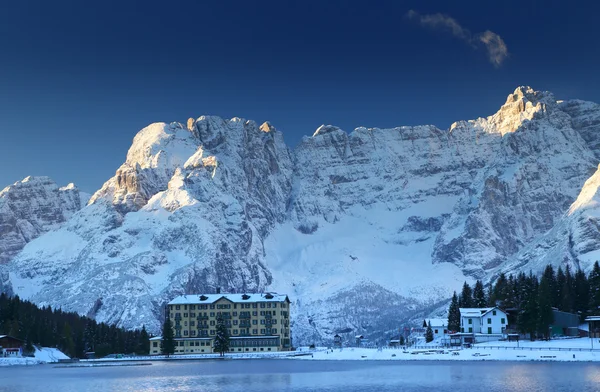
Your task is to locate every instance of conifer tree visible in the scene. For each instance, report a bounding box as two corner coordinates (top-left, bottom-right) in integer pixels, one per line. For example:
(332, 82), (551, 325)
(473, 280), (487, 308)
(589, 261), (600, 315)
(459, 282), (473, 308)
(537, 271), (554, 340)
(556, 267), (566, 308)
(138, 325), (150, 355)
(425, 321), (434, 343)
(490, 273), (508, 307)
(574, 269), (590, 321)
(447, 291), (461, 333)
(213, 315), (230, 356)
(161, 318), (175, 357)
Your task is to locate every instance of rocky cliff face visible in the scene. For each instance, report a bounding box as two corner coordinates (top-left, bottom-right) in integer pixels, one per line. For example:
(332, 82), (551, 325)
(5, 87), (600, 344)
(0, 176), (89, 264)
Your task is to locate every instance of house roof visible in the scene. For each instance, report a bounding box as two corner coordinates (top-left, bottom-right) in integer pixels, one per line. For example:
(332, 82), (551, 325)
(459, 307), (504, 318)
(426, 318), (447, 327)
(168, 293), (289, 305)
(585, 316), (600, 321)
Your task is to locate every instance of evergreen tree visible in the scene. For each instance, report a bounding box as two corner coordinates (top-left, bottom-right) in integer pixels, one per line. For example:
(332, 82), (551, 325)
(537, 270), (554, 340)
(447, 291), (461, 333)
(213, 315), (230, 356)
(459, 282), (473, 308)
(138, 325), (150, 355)
(573, 269), (590, 322)
(425, 321), (434, 343)
(473, 280), (487, 308)
(555, 267), (566, 309)
(589, 261), (600, 315)
(422, 319), (427, 328)
(560, 265), (575, 312)
(490, 273), (508, 307)
(161, 318), (175, 357)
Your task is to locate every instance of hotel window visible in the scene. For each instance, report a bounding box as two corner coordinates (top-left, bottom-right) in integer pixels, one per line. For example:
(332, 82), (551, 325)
(233, 320), (238, 325)
(184, 331), (188, 336)
(253, 329), (258, 334)
(252, 304), (258, 308)
(493, 310), (497, 316)
(501, 318), (506, 324)
(260, 303), (265, 308)
(468, 319), (472, 324)
(267, 303), (272, 308)
(253, 320), (257, 325)
(487, 318), (491, 324)
(272, 329), (277, 334)
(253, 311), (257, 316)
(184, 305), (188, 310)
(190, 305), (195, 310)
(261, 329), (265, 334)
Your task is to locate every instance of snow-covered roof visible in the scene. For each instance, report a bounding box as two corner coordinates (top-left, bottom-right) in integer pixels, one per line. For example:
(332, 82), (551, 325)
(0, 335), (5, 339)
(459, 307), (503, 318)
(168, 293), (289, 305)
(585, 316), (600, 321)
(426, 318), (447, 327)
(149, 336), (162, 341)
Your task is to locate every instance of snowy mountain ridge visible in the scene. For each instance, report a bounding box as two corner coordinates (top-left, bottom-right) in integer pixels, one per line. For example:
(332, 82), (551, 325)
(4, 86), (600, 345)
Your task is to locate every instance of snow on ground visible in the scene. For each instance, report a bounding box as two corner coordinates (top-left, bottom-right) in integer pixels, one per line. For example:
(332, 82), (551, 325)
(295, 338), (600, 362)
(34, 347), (69, 362)
(0, 347), (68, 366)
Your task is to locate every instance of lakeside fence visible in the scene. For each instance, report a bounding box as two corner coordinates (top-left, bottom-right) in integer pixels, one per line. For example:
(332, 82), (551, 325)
(475, 345), (600, 352)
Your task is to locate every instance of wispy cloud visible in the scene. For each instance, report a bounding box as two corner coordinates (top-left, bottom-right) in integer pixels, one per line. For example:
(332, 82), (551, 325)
(406, 10), (508, 67)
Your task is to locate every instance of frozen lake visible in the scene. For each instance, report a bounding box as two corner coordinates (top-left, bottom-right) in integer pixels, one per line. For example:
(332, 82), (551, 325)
(1, 359), (600, 391)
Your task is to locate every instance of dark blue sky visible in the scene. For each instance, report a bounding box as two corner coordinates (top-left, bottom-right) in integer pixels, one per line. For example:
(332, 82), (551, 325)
(1, 0), (599, 192)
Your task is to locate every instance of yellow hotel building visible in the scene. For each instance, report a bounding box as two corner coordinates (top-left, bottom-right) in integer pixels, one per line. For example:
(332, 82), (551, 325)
(150, 293), (291, 355)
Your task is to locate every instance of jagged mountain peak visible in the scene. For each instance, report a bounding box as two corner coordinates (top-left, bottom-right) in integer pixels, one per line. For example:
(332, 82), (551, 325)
(6, 87), (600, 344)
(313, 124), (343, 137)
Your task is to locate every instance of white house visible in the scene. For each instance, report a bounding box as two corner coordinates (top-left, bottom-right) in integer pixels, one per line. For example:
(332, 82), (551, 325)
(460, 307), (507, 335)
(425, 319), (448, 339)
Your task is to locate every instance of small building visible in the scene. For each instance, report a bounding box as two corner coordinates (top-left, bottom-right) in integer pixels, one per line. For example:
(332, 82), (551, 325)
(585, 316), (600, 338)
(458, 307), (508, 344)
(551, 309), (580, 337)
(333, 334), (342, 348)
(0, 335), (24, 357)
(389, 339), (401, 347)
(425, 318), (449, 339)
(355, 335), (364, 347)
(460, 307), (507, 335)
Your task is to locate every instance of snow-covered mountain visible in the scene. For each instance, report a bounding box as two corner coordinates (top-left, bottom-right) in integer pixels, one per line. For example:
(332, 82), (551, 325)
(4, 86), (600, 345)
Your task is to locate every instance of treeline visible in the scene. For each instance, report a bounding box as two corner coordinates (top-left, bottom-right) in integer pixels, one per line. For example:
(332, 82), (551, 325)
(0, 293), (150, 358)
(447, 263), (600, 340)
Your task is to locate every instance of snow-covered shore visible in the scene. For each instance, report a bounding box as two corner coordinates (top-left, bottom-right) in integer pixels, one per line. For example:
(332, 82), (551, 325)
(0, 347), (69, 367)
(293, 338), (600, 362)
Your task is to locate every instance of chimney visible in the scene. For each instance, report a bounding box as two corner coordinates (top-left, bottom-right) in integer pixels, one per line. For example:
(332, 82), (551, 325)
(216, 287), (221, 294)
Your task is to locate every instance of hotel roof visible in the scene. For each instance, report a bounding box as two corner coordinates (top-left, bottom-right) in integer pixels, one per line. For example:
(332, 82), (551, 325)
(168, 293), (289, 305)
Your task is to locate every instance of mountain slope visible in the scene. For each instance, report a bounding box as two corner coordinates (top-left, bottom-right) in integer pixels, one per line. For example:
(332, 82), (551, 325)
(5, 86), (600, 344)
(0, 176), (89, 265)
